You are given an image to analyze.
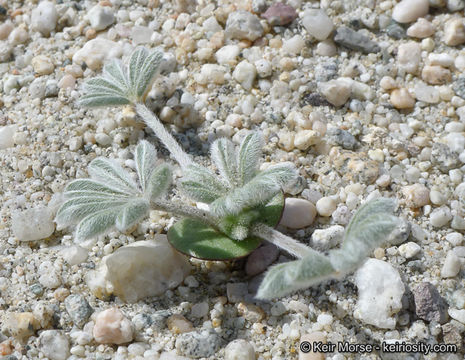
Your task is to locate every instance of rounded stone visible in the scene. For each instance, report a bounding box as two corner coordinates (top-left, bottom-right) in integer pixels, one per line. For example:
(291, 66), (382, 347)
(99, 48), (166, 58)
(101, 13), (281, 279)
(390, 88), (415, 109)
(224, 339), (255, 360)
(392, 0), (429, 24)
(280, 198), (317, 229)
(316, 196), (337, 217)
(93, 308), (134, 344)
(402, 184), (430, 208)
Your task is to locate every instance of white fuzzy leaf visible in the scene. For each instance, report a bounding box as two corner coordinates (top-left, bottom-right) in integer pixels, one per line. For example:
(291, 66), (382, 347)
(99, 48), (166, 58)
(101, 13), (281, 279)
(256, 251), (336, 300)
(180, 164), (228, 203)
(237, 132), (263, 185)
(65, 179), (131, 197)
(103, 60), (129, 93)
(135, 140), (158, 190)
(88, 158), (138, 194)
(211, 138), (237, 186)
(115, 200), (150, 231)
(129, 48), (163, 98)
(146, 164), (172, 200)
(75, 208), (121, 242)
(329, 198), (399, 270)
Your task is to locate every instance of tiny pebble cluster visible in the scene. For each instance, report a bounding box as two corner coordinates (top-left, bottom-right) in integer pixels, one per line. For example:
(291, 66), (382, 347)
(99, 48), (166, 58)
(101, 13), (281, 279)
(0, 0), (465, 359)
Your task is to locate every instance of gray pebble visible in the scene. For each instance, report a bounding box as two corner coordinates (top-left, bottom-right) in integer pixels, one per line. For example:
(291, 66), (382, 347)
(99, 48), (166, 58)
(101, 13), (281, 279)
(64, 294), (93, 327)
(386, 22), (406, 39)
(45, 79), (59, 98)
(225, 11), (264, 41)
(326, 128), (358, 150)
(412, 282), (449, 324)
(175, 329), (221, 359)
(453, 77), (465, 99)
(430, 143), (461, 173)
(334, 26), (380, 54)
(388, 218), (411, 245)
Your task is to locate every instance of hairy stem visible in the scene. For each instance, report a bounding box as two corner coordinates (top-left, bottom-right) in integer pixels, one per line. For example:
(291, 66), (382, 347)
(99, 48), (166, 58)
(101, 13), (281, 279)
(251, 223), (313, 259)
(136, 103), (192, 169)
(151, 199), (218, 224)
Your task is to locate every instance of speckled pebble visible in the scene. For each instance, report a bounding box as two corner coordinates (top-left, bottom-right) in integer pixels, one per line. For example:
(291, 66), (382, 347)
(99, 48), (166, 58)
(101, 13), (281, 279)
(175, 329), (221, 359)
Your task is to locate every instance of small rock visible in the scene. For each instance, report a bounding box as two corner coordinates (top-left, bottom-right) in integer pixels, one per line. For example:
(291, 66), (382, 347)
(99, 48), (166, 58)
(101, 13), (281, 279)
(326, 127), (358, 150)
(414, 82), (440, 103)
(233, 60), (256, 90)
(421, 65), (451, 85)
(387, 22), (406, 39)
(301, 9), (334, 40)
(392, 0), (429, 23)
(237, 302), (265, 322)
(254, 59), (272, 77)
(402, 183), (430, 208)
(45, 79), (59, 97)
(407, 18), (434, 38)
(2, 312), (39, 342)
(72, 38), (123, 70)
(354, 259), (405, 329)
(445, 232), (463, 246)
(0, 21), (13, 40)
(261, 3), (297, 26)
(65, 294), (93, 327)
(38, 261), (61, 289)
(388, 218), (411, 245)
(318, 79), (351, 107)
(245, 244), (279, 276)
(280, 198), (317, 229)
(215, 45), (240, 65)
(390, 88), (415, 109)
(131, 26), (153, 45)
(224, 339), (255, 360)
(31, 1), (58, 36)
(86, 235), (191, 302)
(11, 207), (55, 241)
(431, 143), (461, 172)
(315, 40), (337, 56)
(448, 309), (465, 325)
(58, 74), (76, 90)
(443, 18), (465, 46)
(32, 55), (54, 75)
(330, 148), (380, 184)
(442, 322), (463, 349)
(93, 308), (133, 344)
(175, 329), (221, 359)
(397, 42), (421, 74)
(226, 282), (248, 303)
(412, 282), (448, 324)
(429, 206), (453, 227)
(87, 5), (115, 31)
(441, 251), (461, 277)
(270, 301), (287, 316)
(398, 242), (421, 258)
(225, 10), (264, 41)
(167, 314), (194, 334)
(334, 26), (380, 54)
(60, 245), (88, 265)
(195, 64), (226, 85)
(454, 76), (465, 99)
(190, 302), (209, 319)
(316, 196), (337, 217)
(311, 225), (344, 250)
(282, 35), (305, 55)
(39, 330), (70, 360)
(294, 130), (320, 150)
(0, 125), (17, 150)
(8, 27), (29, 45)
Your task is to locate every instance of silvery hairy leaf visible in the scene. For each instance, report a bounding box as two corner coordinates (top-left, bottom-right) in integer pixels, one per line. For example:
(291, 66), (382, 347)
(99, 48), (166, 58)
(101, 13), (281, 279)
(237, 132), (263, 185)
(135, 140), (158, 190)
(211, 138), (237, 186)
(209, 163), (297, 217)
(56, 146), (172, 242)
(256, 198), (400, 300)
(79, 48), (163, 107)
(179, 164), (228, 203)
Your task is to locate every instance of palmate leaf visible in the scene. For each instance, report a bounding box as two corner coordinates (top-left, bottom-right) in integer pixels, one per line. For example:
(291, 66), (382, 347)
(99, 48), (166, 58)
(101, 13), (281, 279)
(56, 143), (172, 243)
(256, 198), (400, 300)
(79, 47), (164, 107)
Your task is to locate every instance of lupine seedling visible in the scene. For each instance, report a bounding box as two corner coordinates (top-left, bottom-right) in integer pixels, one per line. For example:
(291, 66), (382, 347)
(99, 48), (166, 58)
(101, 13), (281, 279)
(57, 47), (401, 299)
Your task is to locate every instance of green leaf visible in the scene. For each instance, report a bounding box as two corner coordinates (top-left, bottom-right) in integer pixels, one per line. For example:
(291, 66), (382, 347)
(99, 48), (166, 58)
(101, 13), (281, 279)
(211, 138), (237, 186)
(129, 48), (163, 98)
(79, 94), (131, 107)
(256, 252), (336, 300)
(145, 163), (172, 200)
(135, 140), (158, 190)
(88, 158), (139, 194)
(179, 164), (228, 203)
(103, 60), (129, 94)
(167, 218), (262, 260)
(115, 200), (150, 231)
(237, 132), (263, 185)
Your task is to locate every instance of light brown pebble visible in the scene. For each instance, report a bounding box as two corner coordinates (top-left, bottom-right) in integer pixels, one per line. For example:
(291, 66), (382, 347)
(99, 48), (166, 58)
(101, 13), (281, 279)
(85, 28), (97, 39)
(93, 308), (134, 344)
(443, 18), (465, 46)
(237, 302), (265, 323)
(402, 184), (430, 208)
(294, 130), (321, 150)
(0, 340), (13, 356)
(380, 76), (397, 90)
(31, 55), (55, 76)
(280, 198), (317, 228)
(167, 314), (194, 334)
(58, 74), (76, 89)
(421, 65), (451, 85)
(316, 196), (337, 217)
(406, 18), (434, 38)
(0, 22), (13, 40)
(397, 42), (421, 74)
(390, 88), (415, 109)
(299, 332), (327, 360)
